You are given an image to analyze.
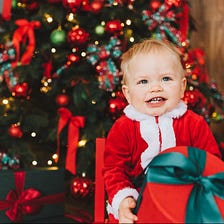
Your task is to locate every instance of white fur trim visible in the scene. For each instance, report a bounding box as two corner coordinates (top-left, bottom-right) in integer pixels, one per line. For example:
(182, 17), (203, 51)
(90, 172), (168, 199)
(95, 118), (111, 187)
(140, 118), (160, 169)
(159, 115), (176, 151)
(124, 101), (187, 169)
(165, 101), (187, 118)
(106, 203), (113, 216)
(109, 187), (139, 220)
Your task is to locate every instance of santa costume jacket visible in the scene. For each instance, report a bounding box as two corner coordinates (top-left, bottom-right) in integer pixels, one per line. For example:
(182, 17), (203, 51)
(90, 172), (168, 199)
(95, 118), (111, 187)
(103, 101), (221, 221)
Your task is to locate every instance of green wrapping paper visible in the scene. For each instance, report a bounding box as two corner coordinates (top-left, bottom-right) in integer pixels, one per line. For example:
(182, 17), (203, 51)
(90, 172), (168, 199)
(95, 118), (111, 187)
(0, 167), (66, 223)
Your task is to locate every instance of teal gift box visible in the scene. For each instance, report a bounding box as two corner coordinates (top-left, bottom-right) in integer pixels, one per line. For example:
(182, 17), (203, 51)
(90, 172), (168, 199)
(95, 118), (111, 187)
(0, 167), (67, 223)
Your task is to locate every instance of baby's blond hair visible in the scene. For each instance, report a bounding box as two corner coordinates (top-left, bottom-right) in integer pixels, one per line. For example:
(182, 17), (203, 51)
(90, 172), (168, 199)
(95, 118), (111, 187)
(120, 38), (185, 84)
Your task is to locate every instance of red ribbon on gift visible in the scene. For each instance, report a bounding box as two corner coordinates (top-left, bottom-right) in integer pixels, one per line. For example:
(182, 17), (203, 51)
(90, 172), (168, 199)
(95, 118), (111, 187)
(12, 19), (41, 67)
(0, 171), (65, 222)
(57, 107), (85, 175)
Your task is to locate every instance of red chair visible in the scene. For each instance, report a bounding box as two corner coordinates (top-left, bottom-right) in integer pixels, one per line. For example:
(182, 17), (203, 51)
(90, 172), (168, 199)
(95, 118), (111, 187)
(94, 138), (106, 223)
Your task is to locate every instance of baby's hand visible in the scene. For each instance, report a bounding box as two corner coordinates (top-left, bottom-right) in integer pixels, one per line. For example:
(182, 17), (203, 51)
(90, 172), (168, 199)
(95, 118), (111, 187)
(118, 197), (138, 223)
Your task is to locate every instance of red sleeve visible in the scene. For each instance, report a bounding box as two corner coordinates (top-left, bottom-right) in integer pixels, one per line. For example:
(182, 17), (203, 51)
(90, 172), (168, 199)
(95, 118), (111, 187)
(190, 115), (221, 158)
(103, 117), (143, 204)
(175, 110), (221, 158)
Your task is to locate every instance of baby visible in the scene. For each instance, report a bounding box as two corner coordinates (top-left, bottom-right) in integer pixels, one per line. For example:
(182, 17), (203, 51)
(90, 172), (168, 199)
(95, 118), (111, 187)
(103, 38), (221, 223)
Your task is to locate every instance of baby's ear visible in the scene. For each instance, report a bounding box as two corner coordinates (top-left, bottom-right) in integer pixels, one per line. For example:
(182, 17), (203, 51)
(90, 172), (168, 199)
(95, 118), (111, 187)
(181, 77), (187, 97)
(122, 85), (131, 104)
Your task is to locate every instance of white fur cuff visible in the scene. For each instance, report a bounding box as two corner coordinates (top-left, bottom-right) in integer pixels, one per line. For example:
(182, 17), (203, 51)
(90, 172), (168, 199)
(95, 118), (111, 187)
(109, 187), (139, 220)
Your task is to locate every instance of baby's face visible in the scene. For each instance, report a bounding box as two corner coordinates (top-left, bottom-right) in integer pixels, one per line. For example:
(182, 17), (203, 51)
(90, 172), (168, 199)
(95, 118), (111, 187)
(122, 51), (186, 116)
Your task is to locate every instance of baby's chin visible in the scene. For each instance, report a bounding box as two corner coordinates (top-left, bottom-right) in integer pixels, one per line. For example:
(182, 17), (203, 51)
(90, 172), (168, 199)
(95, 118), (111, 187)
(144, 109), (169, 117)
(148, 112), (163, 116)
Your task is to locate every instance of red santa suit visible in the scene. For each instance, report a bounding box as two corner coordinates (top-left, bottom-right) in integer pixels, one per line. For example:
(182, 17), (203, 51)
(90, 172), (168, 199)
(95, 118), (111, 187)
(103, 101), (221, 222)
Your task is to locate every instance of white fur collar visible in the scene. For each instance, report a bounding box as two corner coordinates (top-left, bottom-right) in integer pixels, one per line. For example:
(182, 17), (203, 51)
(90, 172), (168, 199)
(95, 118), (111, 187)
(124, 101), (187, 169)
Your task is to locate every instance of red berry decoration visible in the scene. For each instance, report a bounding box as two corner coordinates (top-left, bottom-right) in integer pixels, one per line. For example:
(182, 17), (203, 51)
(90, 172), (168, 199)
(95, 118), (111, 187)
(105, 20), (123, 35)
(55, 93), (70, 107)
(149, 0), (161, 11)
(12, 82), (30, 98)
(26, 1), (40, 12)
(8, 124), (23, 138)
(90, 0), (104, 14)
(183, 89), (205, 108)
(67, 53), (80, 63)
(70, 177), (93, 199)
(67, 27), (90, 46)
(109, 91), (127, 119)
(62, 0), (82, 12)
(109, 97), (127, 114)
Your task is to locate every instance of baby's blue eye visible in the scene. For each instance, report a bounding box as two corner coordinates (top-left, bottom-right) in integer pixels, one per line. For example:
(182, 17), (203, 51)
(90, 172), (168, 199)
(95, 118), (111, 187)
(137, 79), (148, 84)
(162, 76), (172, 81)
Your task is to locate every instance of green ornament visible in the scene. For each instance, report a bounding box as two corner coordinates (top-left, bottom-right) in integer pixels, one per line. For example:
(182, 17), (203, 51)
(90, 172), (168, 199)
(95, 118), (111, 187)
(50, 29), (66, 46)
(12, 0), (17, 9)
(95, 25), (105, 36)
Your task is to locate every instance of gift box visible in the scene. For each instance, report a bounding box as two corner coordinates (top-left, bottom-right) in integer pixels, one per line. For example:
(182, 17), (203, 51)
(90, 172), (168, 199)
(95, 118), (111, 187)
(135, 146), (224, 223)
(0, 167), (71, 223)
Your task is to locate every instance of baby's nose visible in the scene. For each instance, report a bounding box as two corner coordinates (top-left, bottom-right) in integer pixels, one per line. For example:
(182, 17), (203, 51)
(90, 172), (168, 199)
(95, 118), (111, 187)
(148, 82), (163, 92)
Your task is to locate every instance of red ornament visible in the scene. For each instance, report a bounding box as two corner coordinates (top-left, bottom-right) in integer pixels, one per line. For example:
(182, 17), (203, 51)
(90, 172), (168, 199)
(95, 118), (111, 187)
(105, 20), (123, 35)
(55, 93), (70, 107)
(115, 90), (126, 99)
(109, 98), (126, 113)
(90, 0), (104, 14)
(183, 89), (206, 108)
(62, 0), (82, 12)
(8, 124), (23, 138)
(12, 82), (30, 98)
(67, 27), (90, 46)
(81, 0), (91, 11)
(26, 1), (40, 12)
(70, 177), (93, 199)
(109, 92), (127, 119)
(67, 53), (80, 63)
(98, 47), (110, 60)
(165, 0), (181, 7)
(149, 0), (161, 11)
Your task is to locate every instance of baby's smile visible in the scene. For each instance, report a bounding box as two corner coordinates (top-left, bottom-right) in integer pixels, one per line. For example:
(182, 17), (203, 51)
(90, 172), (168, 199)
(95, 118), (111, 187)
(146, 97), (166, 103)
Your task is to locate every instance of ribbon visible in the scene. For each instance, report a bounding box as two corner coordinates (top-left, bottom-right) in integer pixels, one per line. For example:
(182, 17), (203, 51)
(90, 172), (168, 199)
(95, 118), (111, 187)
(86, 36), (122, 91)
(179, 1), (189, 43)
(96, 58), (120, 91)
(0, 171), (65, 222)
(0, 43), (18, 91)
(57, 107), (85, 175)
(42, 59), (53, 80)
(86, 36), (122, 66)
(0, 0), (12, 20)
(140, 147), (224, 223)
(12, 19), (41, 67)
(142, 2), (188, 47)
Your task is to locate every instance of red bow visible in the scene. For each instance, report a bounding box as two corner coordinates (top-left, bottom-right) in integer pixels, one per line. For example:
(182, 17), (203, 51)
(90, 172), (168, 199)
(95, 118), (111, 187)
(12, 19), (41, 67)
(0, 171), (64, 222)
(57, 107), (85, 175)
(0, 0), (12, 21)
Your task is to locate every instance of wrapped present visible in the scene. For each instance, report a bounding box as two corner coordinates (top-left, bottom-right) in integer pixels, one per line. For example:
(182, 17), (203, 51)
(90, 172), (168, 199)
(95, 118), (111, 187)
(135, 146), (224, 223)
(0, 167), (68, 223)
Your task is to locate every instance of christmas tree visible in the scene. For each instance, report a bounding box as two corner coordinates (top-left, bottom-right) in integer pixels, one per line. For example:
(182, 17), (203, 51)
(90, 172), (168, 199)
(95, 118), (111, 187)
(0, 0), (224, 195)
